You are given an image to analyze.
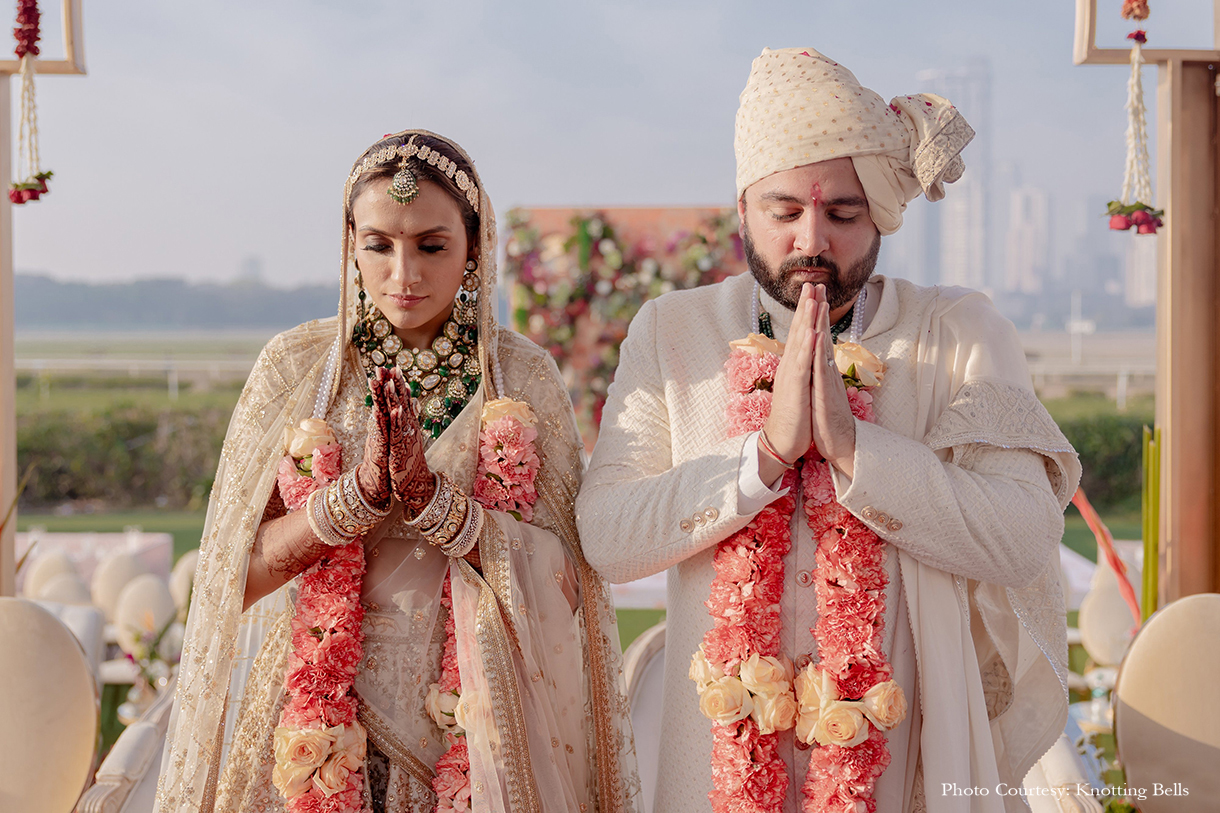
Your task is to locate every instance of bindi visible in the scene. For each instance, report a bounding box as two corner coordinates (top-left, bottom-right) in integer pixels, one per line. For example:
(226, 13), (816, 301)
(810, 182), (822, 207)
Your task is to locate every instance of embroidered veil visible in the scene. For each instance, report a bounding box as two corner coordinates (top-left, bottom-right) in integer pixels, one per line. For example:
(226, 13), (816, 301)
(155, 131), (641, 812)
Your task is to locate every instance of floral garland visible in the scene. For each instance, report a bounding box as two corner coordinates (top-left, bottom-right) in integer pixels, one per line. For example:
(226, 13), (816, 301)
(10, 0), (53, 205)
(690, 335), (907, 813)
(425, 396), (541, 811)
(272, 419), (368, 813)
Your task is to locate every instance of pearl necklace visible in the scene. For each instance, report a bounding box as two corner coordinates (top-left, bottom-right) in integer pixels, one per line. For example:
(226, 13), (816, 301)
(753, 281), (867, 344)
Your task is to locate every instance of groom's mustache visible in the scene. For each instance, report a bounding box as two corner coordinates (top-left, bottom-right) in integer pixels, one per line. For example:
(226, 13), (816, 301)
(779, 253), (839, 277)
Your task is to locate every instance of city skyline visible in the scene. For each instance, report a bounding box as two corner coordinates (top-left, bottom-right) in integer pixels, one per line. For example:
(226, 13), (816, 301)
(10, 0), (1193, 329)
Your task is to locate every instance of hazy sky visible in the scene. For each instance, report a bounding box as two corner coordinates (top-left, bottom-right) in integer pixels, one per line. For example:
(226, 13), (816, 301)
(10, 0), (1214, 287)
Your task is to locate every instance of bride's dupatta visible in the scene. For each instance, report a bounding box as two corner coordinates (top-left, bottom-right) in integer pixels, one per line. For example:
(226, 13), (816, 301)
(156, 131), (640, 813)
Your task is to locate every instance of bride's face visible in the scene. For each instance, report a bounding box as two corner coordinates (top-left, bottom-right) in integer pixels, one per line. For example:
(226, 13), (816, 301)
(351, 179), (472, 350)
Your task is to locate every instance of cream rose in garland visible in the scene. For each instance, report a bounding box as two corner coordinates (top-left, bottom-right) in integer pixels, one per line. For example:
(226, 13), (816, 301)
(695, 329), (906, 813)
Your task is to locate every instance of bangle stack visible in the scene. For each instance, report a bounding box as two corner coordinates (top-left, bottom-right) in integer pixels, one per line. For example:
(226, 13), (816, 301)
(306, 469), (392, 547)
(406, 471), (484, 558)
(759, 429), (797, 469)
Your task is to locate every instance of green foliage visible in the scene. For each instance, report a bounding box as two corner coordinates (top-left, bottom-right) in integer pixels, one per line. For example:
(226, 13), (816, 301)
(17, 403), (230, 510)
(1055, 412), (1148, 509)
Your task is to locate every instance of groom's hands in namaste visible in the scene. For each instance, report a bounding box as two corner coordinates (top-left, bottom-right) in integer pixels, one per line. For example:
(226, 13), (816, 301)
(810, 284), (857, 478)
(757, 283), (817, 485)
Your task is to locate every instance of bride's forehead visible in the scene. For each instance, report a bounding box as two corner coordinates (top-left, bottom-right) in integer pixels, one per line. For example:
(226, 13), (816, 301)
(352, 180), (464, 227)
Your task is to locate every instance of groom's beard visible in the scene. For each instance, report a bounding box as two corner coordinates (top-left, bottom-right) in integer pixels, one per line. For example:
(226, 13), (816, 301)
(742, 222), (881, 312)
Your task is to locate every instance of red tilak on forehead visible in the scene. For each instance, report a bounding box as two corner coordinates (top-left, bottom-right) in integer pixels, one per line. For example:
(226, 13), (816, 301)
(810, 182), (823, 206)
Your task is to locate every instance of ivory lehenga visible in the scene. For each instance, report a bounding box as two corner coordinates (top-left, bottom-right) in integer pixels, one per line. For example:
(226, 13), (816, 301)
(155, 131), (641, 813)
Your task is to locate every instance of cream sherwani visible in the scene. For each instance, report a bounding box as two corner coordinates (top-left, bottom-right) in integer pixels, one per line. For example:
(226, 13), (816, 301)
(577, 272), (1080, 813)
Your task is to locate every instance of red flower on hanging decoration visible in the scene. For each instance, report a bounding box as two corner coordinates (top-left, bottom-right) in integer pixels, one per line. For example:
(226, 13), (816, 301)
(1127, 30), (1148, 44)
(10, 1), (53, 206)
(1122, 0), (1150, 21)
(13, 0), (40, 59)
(1106, 200), (1163, 234)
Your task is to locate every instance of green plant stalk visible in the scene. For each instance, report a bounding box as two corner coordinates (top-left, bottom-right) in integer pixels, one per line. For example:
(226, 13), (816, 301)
(1141, 426), (1152, 619)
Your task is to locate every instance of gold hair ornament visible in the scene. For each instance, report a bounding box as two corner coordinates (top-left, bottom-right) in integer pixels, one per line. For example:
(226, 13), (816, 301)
(347, 134), (480, 213)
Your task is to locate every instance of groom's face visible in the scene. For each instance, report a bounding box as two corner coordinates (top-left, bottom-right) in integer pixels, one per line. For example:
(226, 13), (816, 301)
(738, 158), (880, 312)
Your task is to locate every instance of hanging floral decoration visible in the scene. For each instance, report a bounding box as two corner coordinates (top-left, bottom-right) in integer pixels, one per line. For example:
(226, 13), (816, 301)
(10, 0), (52, 205)
(504, 208), (745, 444)
(1107, 0), (1161, 234)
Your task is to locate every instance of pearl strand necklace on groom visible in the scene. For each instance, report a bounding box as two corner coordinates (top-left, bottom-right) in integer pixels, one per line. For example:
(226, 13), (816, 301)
(752, 281), (867, 345)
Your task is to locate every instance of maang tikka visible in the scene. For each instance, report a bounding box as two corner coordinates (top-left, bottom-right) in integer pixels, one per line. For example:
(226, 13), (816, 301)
(387, 156), (420, 205)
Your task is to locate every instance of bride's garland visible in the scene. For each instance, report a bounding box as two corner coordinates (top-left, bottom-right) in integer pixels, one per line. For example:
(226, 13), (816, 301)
(426, 397), (542, 811)
(272, 420), (368, 813)
(690, 334), (907, 813)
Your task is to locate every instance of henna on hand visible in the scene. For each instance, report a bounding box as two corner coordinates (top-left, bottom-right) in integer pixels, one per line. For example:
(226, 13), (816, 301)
(386, 369), (436, 515)
(356, 368), (394, 510)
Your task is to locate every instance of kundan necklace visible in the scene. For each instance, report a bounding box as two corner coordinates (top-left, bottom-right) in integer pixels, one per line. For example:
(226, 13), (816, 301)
(352, 309), (481, 438)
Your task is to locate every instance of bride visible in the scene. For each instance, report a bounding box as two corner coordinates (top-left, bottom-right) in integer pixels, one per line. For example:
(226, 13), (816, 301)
(156, 130), (640, 813)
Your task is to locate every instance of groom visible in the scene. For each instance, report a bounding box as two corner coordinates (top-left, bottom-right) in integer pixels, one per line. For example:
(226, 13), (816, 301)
(577, 48), (1080, 813)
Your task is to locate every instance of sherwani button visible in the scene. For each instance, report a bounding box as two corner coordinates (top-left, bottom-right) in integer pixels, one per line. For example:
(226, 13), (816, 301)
(796, 570), (813, 587)
(680, 519), (693, 533)
(704, 507), (719, 521)
(795, 654), (812, 669)
(693, 514), (705, 526)
(862, 506), (877, 520)
(888, 520), (903, 532)
(876, 512), (890, 525)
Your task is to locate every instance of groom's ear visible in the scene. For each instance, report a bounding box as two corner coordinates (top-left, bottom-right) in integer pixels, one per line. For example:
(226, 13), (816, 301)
(737, 194), (747, 240)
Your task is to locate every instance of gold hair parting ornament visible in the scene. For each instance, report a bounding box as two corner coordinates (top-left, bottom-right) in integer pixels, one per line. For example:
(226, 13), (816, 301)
(348, 134), (480, 212)
(388, 155), (420, 205)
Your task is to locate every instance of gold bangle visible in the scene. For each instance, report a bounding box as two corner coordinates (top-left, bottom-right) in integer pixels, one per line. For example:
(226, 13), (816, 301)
(338, 470), (390, 529)
(759, 429), (796, 469)
(307, 489), (349, 547)
(426, 491), (468, 548)
(440, 498), (483, 558)
(408, 472), (452, 532)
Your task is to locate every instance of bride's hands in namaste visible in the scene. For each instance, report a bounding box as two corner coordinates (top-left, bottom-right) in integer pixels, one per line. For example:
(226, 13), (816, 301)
(376, 366), (435, 517)
(757, 282), (817, 485)
(357, 367), (397, 511)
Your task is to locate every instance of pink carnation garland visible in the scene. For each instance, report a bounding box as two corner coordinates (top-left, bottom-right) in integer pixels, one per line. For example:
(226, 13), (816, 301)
(273, 435), (369, 813)
(433, 408), (540, 811)
(701, 346), (894, 813)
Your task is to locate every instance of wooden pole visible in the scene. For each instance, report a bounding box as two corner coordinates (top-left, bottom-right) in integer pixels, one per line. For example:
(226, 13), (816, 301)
(0, 74), (12, 598)
(1154, 59), (1220, 600)
(0, 0), (85, 597)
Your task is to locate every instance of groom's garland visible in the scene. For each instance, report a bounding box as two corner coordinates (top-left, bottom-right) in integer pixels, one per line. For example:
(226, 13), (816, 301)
(690, 333), (908, 813)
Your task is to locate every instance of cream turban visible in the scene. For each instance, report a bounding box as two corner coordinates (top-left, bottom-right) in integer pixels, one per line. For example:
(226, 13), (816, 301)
(734, 47), (975, 235)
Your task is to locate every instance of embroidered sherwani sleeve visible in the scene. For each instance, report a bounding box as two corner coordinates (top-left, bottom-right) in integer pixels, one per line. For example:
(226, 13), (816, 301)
(831, 417), (1064, 589)
(577, 300), (757, 583)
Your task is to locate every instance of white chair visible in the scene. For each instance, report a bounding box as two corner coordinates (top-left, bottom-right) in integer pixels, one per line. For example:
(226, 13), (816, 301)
(0, 597), (99, 813)
(1022, 735), (1104, 812)
(34, 599), (106, 691)
(168, 549), (199, 619)
(22, 549), (79, 599)
(1112, 592), (1220, 812)
(622, 621), (666, 813)
(92, 552), (150, 623)
(76, 675), (177, 813)
(113, 574), (176, 655)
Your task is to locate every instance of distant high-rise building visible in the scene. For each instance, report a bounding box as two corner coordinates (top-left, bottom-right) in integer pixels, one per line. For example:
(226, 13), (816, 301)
(1125, 233), (1157, 308)
(917, 58), (992, 293)
(1005, 187), (1050, 294)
